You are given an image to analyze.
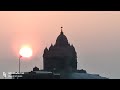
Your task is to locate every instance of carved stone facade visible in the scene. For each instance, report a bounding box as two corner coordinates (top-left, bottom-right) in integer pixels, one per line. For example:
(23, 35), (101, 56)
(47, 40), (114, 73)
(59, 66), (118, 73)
(43, 27), (77, 72)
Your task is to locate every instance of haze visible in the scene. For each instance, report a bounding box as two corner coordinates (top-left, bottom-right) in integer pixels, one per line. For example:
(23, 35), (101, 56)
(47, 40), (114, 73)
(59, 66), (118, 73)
(0, 11), (120, 79)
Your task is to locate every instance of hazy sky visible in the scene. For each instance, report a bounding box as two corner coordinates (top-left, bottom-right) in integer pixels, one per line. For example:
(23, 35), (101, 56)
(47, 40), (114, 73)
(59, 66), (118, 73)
(0, 11), (120, 79)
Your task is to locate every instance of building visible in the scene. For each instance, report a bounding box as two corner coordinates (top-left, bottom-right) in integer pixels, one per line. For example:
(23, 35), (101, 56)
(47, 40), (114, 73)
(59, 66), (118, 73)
(43, 27), (77, 72)
(11, 27), (108, 79)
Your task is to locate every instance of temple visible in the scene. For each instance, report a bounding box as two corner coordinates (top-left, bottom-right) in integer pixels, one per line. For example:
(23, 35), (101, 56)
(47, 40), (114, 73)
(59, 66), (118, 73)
(11, 27), (108, 79)
(43, 27), (77, 72)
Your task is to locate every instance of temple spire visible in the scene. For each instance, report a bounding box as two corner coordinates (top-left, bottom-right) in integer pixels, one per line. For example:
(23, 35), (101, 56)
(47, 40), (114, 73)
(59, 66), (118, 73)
(61, 27), (63, 35)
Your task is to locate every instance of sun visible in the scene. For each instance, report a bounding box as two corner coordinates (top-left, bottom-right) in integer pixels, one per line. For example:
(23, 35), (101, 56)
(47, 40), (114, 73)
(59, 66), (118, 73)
(19, 46), (32, 58)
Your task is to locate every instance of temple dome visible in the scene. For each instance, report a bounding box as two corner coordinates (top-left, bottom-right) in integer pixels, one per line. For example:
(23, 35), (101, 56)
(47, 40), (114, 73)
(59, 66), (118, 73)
(55, 28), (69, 46)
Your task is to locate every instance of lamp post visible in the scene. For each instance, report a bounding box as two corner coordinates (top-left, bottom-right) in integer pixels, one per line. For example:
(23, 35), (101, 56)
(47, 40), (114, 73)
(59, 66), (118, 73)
(19, 55), (22, 73)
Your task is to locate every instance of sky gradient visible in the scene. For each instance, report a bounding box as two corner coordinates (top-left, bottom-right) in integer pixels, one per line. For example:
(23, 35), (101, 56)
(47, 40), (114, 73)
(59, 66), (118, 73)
(0, 11), (120, 79)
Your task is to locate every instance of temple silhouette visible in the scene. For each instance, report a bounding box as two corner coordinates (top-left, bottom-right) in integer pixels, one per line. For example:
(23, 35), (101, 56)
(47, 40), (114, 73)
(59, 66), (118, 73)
(12, 27), (108, 79)
(43, 27), (77, 72)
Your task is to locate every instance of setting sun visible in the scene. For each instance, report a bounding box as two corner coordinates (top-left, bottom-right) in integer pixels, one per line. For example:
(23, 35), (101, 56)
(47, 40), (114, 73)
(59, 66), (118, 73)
(19, 46), (32, 58)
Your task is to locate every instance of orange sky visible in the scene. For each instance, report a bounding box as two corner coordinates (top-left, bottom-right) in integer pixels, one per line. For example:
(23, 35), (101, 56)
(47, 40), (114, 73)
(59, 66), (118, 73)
(0, 11), (120, 79)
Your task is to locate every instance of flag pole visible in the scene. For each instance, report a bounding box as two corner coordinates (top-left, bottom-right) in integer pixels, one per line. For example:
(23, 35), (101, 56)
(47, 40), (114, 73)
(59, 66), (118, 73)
(19, 55), (22, 73)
